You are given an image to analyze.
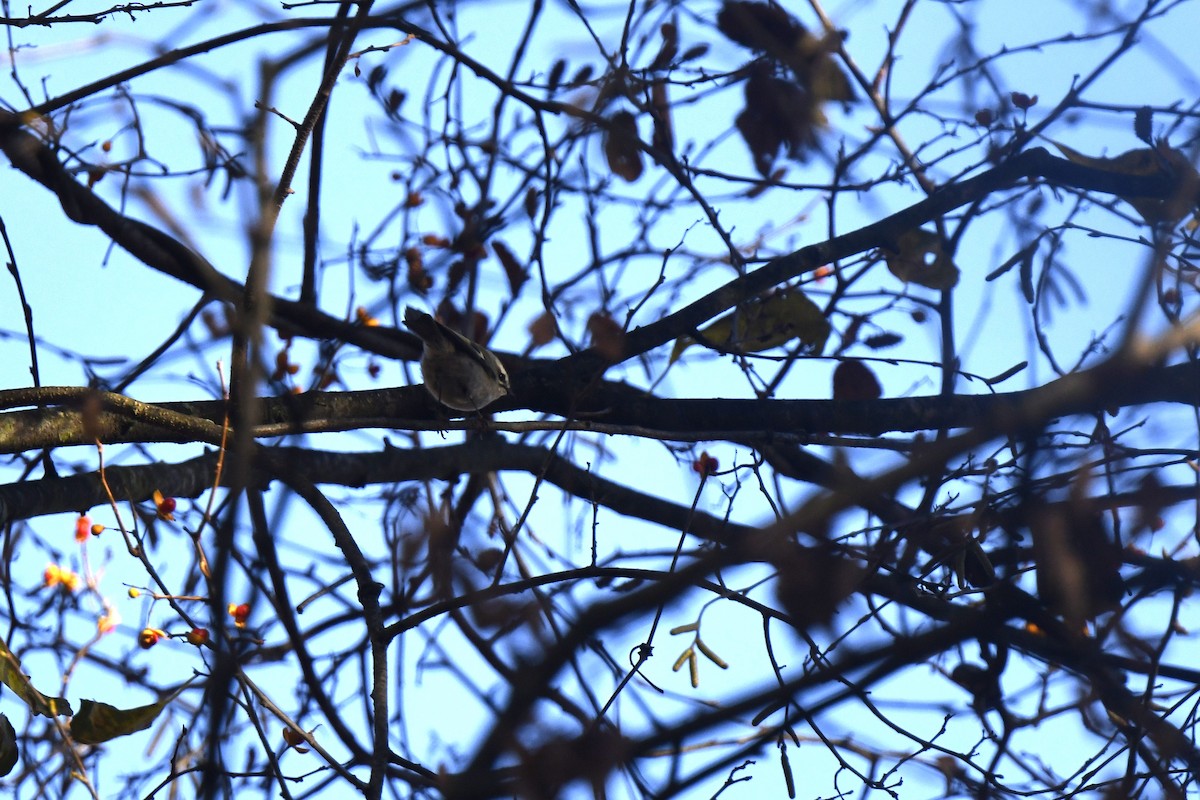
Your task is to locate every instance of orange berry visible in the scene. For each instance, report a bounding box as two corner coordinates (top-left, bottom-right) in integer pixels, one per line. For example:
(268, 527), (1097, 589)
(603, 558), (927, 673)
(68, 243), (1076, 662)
(153, 490), (177, 521)
(229, 603), (251, 628)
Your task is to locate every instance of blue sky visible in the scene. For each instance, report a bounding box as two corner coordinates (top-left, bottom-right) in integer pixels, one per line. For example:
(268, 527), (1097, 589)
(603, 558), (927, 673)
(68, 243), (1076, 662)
(2, 1), (1199, 797)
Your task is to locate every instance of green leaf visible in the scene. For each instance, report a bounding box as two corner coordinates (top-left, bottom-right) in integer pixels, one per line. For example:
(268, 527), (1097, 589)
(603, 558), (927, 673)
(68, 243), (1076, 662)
(671, 287), (830, 363)
(71, 682), (191, 745)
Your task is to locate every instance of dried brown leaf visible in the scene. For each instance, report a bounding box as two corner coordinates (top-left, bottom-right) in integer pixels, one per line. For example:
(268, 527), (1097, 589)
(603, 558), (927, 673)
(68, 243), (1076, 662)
(604, 111), (643, 182)
(587, 312), (625, 361)
(832, 360), (882, 401)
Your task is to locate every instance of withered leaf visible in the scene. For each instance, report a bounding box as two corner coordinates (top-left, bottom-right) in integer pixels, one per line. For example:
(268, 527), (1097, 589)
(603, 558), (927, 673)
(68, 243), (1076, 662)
(736, 63), (824, 175)
(604, 111), (644, 182)
(832, 360), (882, 401)
(717, 1), (803, 55)
(528, 311), (558, 349)
(1053, 139), (1200, 226)
(649, 21), (678, 71)
(650, 81), (674, 154)
(0, 715), (15, 776)
(718, 1), (854, 104)
(547, 60), (566, 92)
(588, 312), (626, 361)
(671, 286), (830, 363)
(1030, 506), (1125, 627)
(492, 240), (528, 295)
(884, 228), (960, 290)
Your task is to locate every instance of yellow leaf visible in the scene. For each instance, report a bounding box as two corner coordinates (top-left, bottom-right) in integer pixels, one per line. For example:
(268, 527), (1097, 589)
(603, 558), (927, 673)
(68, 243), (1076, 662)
(0, 639), (71, 717)
(1052, 140), (1200, 225)
(671, 287), (830, 363)
(796, 32), (856, 104)
(884, 228), (959, 290)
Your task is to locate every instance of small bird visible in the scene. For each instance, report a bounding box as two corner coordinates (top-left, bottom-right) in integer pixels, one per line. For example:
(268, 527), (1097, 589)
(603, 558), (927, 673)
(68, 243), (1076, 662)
(403, 307), (511, 412)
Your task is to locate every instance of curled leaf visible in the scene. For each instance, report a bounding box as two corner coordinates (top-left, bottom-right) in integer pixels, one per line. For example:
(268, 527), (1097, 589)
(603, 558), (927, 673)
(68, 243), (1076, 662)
(1052, 140), (1200, 226)
(717, 1), (801, 54)
(588, 311), (626, 361)
(950, 663), (1003, 713)
(772, 545), (861, 629)
(1031, 506), (1125, 628)
(648, 21), (678, 71)
(71, 682), (192, 745)
(0, 640), (71, 717)
(0, 715), (16, 776)
(603, 111), (643, 182)
(527, 311), (558, 349)
(650, 80), (674, 154)
(1010, 91), (1037, 110)
(282, 726), (312, 753)
(884, 228), (959, 290)
(671, 287), (830, 364)
(691, 451), (719, 477)
(794, 29), (855, 104)
(1133, 106), (1153, 144)
(736, 63), (825, 174)
(492, 240), (528, 295)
